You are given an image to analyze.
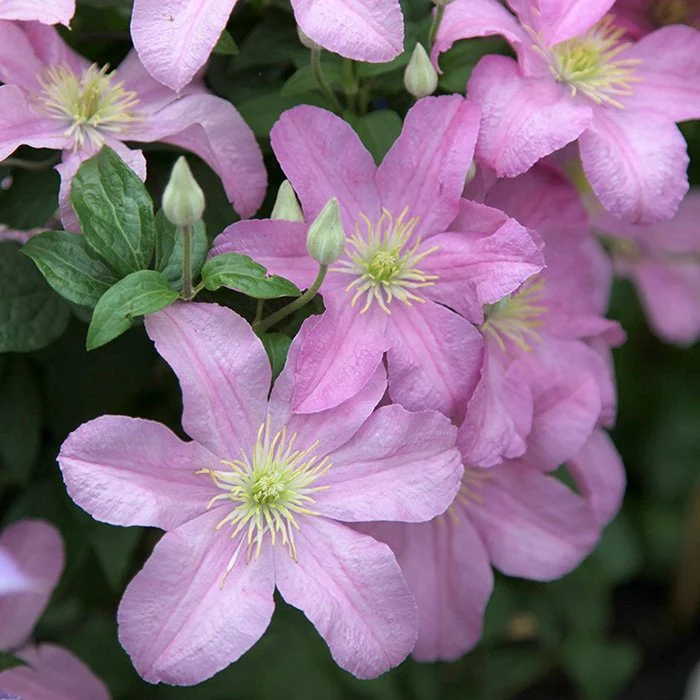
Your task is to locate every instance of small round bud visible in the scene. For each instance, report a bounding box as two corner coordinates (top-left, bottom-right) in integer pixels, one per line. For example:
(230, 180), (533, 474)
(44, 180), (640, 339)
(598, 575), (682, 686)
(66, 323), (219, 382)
(306, 197), (346, 265)
(404, 43), (438, 99)
(297, 26), (320, 50)
(271, 180), (304, 221)
(162, 156), (205, 227)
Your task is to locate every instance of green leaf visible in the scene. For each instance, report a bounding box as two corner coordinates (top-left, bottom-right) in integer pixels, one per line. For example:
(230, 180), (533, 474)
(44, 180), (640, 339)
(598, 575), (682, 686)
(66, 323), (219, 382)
(238, 92), (326, 139)
(0, 651), (27, 671)
(70, 146), (155, 277)
(23, 230), (119, 308)
(154, 211), (209, 290)
(86, 270), (179, 350)
(0, 241), (70, 352)
(0, 166), (60, 229)
(87, 522), (142, 591)
(281, 62), (343, 97)
(260, 332), (292, 379)
(213, 28), (239, 55)
(350, 110), (403, 164)
(201, 253), (301, 299)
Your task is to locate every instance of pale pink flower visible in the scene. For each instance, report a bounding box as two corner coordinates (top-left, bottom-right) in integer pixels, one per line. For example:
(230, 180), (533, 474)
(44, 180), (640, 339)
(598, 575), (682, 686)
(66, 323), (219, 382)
(611, 0), (700, 39)
(212, 96), (543, 417)
(131, 0), (404, 92)
(0, 0), (74, 26)
(0, 21), (265, 229)
(433, 0), (700, 224)
(58, 301), (464, 685)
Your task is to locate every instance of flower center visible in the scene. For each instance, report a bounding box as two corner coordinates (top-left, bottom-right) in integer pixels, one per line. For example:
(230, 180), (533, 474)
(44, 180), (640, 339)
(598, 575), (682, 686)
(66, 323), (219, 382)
(197, 419), (330, 585)
(480, 278), (547, 352)
(34, 63), (140, 150)
(533, 15), (641, 108)
(332, 207), (439, 314)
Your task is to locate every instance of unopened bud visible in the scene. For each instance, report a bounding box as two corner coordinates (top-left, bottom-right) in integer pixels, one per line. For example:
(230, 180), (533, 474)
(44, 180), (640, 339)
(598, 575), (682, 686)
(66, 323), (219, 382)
(162, 157), (205, 227)
(306, 197), (346, 265)
(297, 26), (320, 51)
(271, 180), (304, 221)
(404, 43), (438, 99)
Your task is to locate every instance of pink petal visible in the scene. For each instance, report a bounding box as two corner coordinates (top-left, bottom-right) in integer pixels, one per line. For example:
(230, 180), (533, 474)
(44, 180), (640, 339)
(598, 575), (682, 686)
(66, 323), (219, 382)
(468, 55), (592, 177)
(314, 404), (462, 522)
(0, 547), (33, 595)
(0, 644), (110, 700)
(609, 0), (654, 39)
(0, 21), (48, 89)
(123, 93), (265, 218)
(621, 26), (700, 123)
(566, 429), (625, 525)
(145, 302), (270, 457)
(131, 0), (238, 92)
(291, 298), (390, 414)
(467, 461), (600, 579)
(386, 301), (484, 421)
(424, 201), (544, 323)
(0, 520), (64, 651)
(118, 509), (275, 685)
(22, 23), (88, 76)
(579, 108), (689, 224)
(58, 416), (216, 531)
(274, 517), (416, 679)
(270, 105), (381, 233)
(210, 219), (318, 291)
(0, 0), (75, 25)
(376, 96), (480, 239)
(291, 0), (404, 63)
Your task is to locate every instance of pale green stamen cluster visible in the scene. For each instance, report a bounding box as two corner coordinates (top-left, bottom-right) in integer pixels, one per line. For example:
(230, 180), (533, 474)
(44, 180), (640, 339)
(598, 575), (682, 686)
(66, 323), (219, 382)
(35, 63), (140, 149)
(480, 278), (548, 352)
(529, 15), (641, 108)
(333, 207), (439, 314)
(197, 419), (330, 586)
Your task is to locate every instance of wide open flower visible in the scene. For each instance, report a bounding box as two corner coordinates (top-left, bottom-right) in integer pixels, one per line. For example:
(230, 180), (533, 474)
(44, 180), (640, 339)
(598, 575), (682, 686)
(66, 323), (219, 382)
(611, 0), (700, 39)
(0, 21), (265, 227)
(58, 302), (463, 685)
(212, 96), (543, 417)
(0, 0), (74, 25)
(433, 0), (700, 224)
(131, 0), (404, 93)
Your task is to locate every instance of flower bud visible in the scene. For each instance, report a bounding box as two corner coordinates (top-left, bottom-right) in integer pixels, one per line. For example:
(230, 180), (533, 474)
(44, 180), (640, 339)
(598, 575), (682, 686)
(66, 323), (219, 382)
(162, 156), (205, 227)
(306, 197), (346, 265)
(404, 43), (438, 99)
(271, 180), (304, 221)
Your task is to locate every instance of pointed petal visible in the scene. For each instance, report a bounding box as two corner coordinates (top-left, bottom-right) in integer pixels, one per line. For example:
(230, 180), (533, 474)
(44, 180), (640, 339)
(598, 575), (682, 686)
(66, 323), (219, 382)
(270, 105), (381, 233)
(580, 108), (689, 224)
(0, 0), (75, 25)
(0, 520), (64, 651)
(0, 20), (46, 88)
(58, 416), (216, 530)
(145, 302), (270, 457)
(118, 510), (275, 685)
(386, 301), (484, 421)
(0, 547), (33, 595)
(315, 405), (462, 522)
(131, 0), (238, 92)
(468, 55), (592, 177)
(22, 23), (89, 77)
(376, 96), (480, 239)
(291, 0), (404, 63)
(275, 518), (416, 679)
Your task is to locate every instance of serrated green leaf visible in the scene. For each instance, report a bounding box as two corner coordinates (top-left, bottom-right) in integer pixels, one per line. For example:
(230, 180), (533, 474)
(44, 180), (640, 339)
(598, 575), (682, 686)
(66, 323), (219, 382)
(0, 242), (70, 352)
(23, 230), (119, 308)
(260, 332), (292, 379)
(213, 29), (239, 55)
(70, 146), (155, 277)
(202, 253), (301, 299)
(86, 270), (178, 350)
(154, 211), (209, 291)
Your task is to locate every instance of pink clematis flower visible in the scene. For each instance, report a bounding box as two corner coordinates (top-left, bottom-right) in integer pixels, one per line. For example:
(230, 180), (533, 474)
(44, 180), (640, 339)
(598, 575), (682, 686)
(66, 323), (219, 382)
(0, 519), (111, 700)
(611, 0), (700, 39)
(131, 0), (404, 92)
(0, 21), (265, 228)
(594, 189), (700, 345)
(58, 302), (464, 685)
(211, 96), (543, 417)
(433, 0), (700, 224)
(0, 0), (74, 26)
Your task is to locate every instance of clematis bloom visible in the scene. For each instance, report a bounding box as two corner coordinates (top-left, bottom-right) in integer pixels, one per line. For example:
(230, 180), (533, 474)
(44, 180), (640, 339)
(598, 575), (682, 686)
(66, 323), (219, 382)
(58, 302), (464, 685)
(131, 0), (404, 92)
(212, 96), (543, 417)
(0, 0), (74, 26)
(0, 21), (265, 228)
(433, 0), (700, 224)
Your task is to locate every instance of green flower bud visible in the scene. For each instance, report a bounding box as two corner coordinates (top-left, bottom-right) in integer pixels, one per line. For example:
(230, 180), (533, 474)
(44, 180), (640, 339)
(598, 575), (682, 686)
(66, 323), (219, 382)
(162, 156), (205, 227)
(271, 180), (304, 221)
(306, 197), (346, 265)
(404, 43), (439, 99)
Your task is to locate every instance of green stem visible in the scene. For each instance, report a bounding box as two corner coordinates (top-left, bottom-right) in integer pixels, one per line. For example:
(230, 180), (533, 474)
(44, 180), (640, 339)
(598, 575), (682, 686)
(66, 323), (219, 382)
(1, 155), (60, 171)
(254, 299), (265, 325)
(343, 58), (358, 114)
(310, 47), (343, 114)
(254, 264), (328, 333)
(428, 5), (445, 52)
(181, 224), (194, 300)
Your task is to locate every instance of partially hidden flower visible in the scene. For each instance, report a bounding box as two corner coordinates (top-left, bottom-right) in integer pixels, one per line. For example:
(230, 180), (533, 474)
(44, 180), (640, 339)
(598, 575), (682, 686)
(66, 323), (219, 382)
(433, 0), (700, 224)
(0, 0), (74, 26)
(131, 0), (404, 92)
(211, 96), (544, 417)
(0, 21), (265, 229)
(58, 302), (464, 685)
